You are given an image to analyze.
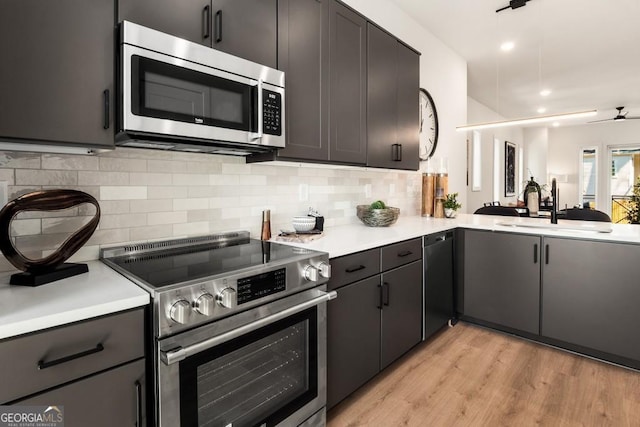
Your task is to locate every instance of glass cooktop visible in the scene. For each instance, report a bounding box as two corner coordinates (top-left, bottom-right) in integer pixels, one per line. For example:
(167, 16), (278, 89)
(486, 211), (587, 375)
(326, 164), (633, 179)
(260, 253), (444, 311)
(107, 239), (308, 289)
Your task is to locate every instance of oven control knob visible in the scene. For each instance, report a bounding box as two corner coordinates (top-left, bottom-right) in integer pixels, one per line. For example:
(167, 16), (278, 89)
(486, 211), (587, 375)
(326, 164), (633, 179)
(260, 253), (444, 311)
(195, 293), (215, 316)
(317, 262), (331, 279)
(303, 265), (319, 282)
(169, 300), (192, 324)
(216, 288), (237, 309)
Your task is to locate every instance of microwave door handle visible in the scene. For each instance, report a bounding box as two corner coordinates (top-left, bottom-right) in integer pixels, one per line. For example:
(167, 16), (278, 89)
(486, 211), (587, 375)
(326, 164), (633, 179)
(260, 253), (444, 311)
(250, 79), (263, 141)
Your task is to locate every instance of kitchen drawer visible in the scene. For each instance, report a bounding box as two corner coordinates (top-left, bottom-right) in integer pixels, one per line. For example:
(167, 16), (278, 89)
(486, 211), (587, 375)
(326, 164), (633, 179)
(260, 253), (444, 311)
(0, 308), (145, 403)
(381, 238), (422, 271)
(328, 248), (381, 290)
(16, 359), (146, 427)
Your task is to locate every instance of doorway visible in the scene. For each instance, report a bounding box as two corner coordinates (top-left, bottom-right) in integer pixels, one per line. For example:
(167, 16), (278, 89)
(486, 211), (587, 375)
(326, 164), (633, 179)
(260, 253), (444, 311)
(608, 146), (640, 223)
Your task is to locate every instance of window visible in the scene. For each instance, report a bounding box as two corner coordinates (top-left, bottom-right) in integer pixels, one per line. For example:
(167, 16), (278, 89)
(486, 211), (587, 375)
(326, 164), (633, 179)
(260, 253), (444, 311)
(472, 131), (481, 191)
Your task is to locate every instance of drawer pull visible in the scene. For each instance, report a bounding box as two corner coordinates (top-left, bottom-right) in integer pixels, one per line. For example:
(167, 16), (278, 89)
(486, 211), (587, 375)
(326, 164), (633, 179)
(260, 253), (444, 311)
(397, 250), (413, 257)
(135, 380), (143, 427)
(37, 343), (104, 370)
(382, 282), (390, 306)
(345, 265), (366, 273)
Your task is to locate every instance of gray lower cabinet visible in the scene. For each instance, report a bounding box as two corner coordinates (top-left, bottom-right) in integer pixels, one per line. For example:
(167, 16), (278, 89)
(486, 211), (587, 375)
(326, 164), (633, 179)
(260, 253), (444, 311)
(0, 0), (115, 148)
(463, 229), (541, 335)
(380, 261), (423, 369)
(119, 0), (277, 68)
(1, 308), (146, 425)
(327, 238), (422, 409)
(16, 359), (146, 427)
(541, 237), (640, 361)
(366, 23), (420, 171)
(327, 275), (381, 409)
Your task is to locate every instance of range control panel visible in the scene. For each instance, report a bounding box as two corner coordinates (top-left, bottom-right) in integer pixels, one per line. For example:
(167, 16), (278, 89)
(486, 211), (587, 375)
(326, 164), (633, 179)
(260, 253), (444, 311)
(237, 268), (286, 305)
(263, 89), (282, 136)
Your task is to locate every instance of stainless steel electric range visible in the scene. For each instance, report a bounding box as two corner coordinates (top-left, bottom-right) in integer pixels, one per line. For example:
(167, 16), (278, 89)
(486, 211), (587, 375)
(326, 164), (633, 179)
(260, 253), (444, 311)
(101, 231), (334, 427)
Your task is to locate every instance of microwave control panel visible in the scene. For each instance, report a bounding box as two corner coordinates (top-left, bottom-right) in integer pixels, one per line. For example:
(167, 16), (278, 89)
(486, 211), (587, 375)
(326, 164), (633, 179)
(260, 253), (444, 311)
(263, 89), (282, 136)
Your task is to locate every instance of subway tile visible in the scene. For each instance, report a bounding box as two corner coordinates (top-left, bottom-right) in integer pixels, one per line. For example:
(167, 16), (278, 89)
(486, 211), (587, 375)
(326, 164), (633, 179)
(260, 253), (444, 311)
(99, 213), (147, 229)
(42, 216), (93, 234)
(87, 200), (129, 215)
(187, 209), (212, 223)
(0, 152), (40, 169)
(130, 224), (174, 241)
(221, 163), (251, 175)
(187, 186), (218, 198)
(220, 207), (247, 220)
(16, 169), (77, 186)
(78, 170), (129, 186)
(15, 233), (68, 252)
(41, 185), (100, 200)
(42, 154), (99, 171)
(185, 161), (222, 174)
(99, 157), (147, 172)
(130, 199), (173, 213)
(87, 228), (130, 246)
(100, 186), (147, 200)
(173, 198), (209, 211)
(147, 211), (187, 225)
(130, 172), (172, 186)
(173, 221), (210, 236)
(7, 186), (39, 199)
(10, 219), (41, 236)
(238, 175), (267, 186)
(0, 169), (14, 185)
(0, 256), (17, 273)
(172, 173), (209, 186)
(147, 186), (188, 199)
(15, 206), (78, 220)
(210, 174), (240, 186)
(147, 159), (188, 173)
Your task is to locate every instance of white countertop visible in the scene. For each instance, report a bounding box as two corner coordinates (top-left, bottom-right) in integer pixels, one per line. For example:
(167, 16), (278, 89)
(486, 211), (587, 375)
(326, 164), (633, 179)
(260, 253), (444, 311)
(276, 213), (640, 258)
(0, 261), (149, 340)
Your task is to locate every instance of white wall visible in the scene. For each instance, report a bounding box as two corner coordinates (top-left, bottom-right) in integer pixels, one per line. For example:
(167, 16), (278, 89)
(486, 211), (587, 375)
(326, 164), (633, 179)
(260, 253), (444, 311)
(547, 121), (640, 212)
(344, 0), (468, 211)
(466, 97), (524, 211)
(523, 127), (548, 185)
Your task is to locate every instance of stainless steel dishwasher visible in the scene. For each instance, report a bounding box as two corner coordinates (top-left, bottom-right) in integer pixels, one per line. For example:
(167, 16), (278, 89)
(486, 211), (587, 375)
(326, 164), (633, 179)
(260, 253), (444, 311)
(423, 230), (455, 340)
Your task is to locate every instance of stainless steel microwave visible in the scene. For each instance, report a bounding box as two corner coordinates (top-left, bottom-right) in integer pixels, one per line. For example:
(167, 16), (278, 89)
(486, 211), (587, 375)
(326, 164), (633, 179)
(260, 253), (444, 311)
(117, 21), (285, 155)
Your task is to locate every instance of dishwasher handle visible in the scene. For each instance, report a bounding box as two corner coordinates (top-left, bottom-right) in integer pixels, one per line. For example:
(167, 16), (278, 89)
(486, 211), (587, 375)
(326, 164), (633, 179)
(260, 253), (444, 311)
(161, 290), (337, 365)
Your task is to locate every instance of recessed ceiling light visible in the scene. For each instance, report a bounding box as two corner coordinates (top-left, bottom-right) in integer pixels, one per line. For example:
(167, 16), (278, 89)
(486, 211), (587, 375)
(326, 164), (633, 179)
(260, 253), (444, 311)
(552, 122), (560, 127)
(500, 41), (515, 52)
(537, 107), (547, 114)
(540, 89), (552, 97)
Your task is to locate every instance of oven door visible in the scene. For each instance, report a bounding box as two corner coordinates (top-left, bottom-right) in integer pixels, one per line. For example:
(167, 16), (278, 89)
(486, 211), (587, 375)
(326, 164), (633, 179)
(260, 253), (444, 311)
(157, 288), (335, 427)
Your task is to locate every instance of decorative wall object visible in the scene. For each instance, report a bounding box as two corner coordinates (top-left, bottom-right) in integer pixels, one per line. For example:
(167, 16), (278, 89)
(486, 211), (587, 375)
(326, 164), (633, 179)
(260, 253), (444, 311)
(0, 189), (100, 285)
(505, 141), (516, 196)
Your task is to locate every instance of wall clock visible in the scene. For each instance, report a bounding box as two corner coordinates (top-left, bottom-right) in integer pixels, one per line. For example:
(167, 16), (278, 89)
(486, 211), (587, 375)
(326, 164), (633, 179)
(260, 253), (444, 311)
(419, 88), (439, 160)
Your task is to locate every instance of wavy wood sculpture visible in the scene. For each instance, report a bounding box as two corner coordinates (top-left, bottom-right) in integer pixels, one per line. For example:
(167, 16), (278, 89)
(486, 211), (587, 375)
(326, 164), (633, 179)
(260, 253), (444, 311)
(0, 189), (100, 285)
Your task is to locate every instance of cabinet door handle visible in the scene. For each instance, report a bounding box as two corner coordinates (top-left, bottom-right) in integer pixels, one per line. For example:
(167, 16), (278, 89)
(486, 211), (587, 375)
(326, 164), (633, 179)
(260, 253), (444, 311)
(545, 244), (550, 264)
(383, 282), (390, 306)
(37, 343), (104, 370)
(135, 380), (143, 427)
(377, 284), (383, 309)
(202, 5), (211, 39)
(397, 250), (413, 257)
(102, 89), (110, 129)
(214, 10), (223, 43)
(345, 265), (365, 273)
(534, 243), (538, 264)
(392, 144), (402, 161)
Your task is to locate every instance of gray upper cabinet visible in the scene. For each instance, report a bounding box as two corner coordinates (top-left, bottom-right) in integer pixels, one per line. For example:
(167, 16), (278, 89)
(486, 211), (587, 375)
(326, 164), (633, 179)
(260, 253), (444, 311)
(463, 229), (541, 335)
(542, 238), (640, 362)
(118, 0), (209, 46)
(0, 0), (115, 149)
(328, 0), (367, 165)
(270, 0), (329, 161)
(367, 24), (420, 170)
(211, 0), (277, 68)
(119, 0), (277, 68)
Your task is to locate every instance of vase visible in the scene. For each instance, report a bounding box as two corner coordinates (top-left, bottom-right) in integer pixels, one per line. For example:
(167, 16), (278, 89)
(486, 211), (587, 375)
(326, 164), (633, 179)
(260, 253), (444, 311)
(444, 208), (457, 218)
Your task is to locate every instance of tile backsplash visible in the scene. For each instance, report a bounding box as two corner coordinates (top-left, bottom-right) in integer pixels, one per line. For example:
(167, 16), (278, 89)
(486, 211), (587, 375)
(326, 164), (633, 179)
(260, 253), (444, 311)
(0, 148), (421, 272)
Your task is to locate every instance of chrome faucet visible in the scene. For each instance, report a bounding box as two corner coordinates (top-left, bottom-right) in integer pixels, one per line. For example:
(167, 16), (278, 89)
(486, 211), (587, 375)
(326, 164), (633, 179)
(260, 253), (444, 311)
(550, 178), (558, 224)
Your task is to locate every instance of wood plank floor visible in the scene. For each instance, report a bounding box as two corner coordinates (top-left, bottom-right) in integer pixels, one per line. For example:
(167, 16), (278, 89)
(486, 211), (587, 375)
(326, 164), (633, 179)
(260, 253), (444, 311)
(327, 322), (640, 427)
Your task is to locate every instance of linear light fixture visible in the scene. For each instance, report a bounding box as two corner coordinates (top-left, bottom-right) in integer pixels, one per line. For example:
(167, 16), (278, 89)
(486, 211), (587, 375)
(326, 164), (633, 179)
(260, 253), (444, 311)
(456, 110), (597, 132)
(0, 141), (108, 155)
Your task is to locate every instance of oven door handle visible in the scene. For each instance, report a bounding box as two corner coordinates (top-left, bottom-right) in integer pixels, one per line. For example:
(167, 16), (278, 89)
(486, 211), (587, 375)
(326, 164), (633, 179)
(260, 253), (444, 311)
(161, 290), (337, 365)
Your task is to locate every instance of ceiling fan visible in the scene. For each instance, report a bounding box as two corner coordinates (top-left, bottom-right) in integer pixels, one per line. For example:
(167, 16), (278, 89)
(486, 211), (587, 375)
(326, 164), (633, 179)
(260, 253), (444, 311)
(588, 106), (640, 123)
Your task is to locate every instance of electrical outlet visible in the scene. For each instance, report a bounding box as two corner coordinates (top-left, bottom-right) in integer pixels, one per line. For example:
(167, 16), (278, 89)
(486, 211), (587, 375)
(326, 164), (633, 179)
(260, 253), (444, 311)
(299, 183), (309, 201)
(364, 184), (372, 198)
(0, 181), (7, 207)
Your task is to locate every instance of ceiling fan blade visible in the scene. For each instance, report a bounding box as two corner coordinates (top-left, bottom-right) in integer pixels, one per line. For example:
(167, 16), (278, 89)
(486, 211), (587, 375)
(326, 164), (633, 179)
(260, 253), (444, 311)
(625, 116), (640, 120)
(587, 118), (613, 123)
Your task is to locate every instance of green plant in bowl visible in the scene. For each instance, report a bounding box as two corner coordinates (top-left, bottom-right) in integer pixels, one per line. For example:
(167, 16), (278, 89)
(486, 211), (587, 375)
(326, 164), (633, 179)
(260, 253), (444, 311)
(370, 200), (387, 209)
(443, 193), (461, 218)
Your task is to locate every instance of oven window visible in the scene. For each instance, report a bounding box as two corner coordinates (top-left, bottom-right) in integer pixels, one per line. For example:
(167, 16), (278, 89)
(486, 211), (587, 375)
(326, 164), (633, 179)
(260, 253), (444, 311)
(131, 55), (254, 131)
(179, 308), (318, 427)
